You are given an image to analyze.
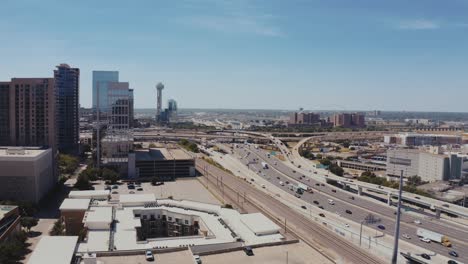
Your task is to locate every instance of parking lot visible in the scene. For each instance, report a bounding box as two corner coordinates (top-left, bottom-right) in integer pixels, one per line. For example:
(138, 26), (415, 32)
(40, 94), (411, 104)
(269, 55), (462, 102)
(201, 242), (333, 264)
(94, 178), (221, 205)
(98, 250), (195, 264)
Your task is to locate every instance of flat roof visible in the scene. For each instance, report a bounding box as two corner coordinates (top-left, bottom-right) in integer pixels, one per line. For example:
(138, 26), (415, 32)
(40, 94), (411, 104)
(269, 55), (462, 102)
(0, 205), (17, 219)
(119, 194), (156, 205)
(60, 198), (90, 211)
(69, 190), (110, 199)
(27, 236), (78, 264)
(0, 147), (51, 160)
(84, 206), (113, 224)
(135, 148), (192, 161)
(240, 213), (281, 235)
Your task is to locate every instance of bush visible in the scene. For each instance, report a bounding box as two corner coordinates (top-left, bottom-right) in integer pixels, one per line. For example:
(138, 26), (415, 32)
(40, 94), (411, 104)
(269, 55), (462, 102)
(50, 219), (65, 236)
(0, 231), (28, 264)
(58, 154), (79, 175)
(178, 139), (199, 153)
(20, 217), (38, 233)
(102, 168), (120, 184)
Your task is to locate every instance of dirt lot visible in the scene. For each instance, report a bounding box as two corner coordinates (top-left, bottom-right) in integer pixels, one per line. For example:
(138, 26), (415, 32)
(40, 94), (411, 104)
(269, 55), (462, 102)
(201, 242), (333, 264)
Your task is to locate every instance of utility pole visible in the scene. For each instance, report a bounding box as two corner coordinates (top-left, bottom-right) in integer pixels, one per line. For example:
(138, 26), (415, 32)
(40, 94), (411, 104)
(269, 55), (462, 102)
(359, 220), (364, 246)
(391, 170), (404, 264)
(286, 251), (289, 264)
(284, 218), (287, 234)
(96, 84), (100, 169)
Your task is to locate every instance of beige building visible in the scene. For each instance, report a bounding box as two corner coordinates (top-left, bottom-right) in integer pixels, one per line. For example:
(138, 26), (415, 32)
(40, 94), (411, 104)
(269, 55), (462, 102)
(0, 147), (54, 203)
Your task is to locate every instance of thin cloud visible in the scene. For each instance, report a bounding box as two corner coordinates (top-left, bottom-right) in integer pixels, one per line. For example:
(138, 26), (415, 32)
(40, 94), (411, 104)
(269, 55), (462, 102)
(397, 19), (440, 30)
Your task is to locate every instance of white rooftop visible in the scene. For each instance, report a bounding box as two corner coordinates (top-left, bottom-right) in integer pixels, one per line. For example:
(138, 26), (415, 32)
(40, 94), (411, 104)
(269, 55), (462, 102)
(69, 190), (110, 199)
(59, 198), (90, 211)
(119, 194), (156, 205)
(0, 147), (51, 161)
(83, 206), (113, 225)
(240, 213), (281, 235)
(27, 236), (78, 264)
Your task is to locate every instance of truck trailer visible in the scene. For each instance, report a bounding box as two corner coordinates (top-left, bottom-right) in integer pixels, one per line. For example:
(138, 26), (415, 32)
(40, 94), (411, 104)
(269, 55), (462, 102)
(416, 228), (451, 247)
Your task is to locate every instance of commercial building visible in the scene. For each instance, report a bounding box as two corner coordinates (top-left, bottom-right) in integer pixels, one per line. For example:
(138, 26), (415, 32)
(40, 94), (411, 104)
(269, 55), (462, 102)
(27, 236), (79, 264)
(330, 113), (365, 128)
(0, 147), (54, 203)
(0, 205), (21, 243)
(59, 198), (91, 235)
(128, 148), (196, 179)
(385, 148), (468, 182)
(384, 133), (462, 146)
(92, 71), (119, 112)
(0, 78), (56, 150)
(289, 112), (321, 126)
(55, 64), (80, 154)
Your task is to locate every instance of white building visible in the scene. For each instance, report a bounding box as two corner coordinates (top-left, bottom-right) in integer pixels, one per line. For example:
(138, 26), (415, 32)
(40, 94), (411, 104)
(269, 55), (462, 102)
(0, 147), (54, 203)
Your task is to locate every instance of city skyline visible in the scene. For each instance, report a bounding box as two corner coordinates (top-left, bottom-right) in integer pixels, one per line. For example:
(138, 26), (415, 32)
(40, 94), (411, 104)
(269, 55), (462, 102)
(1, 0), (467, 111)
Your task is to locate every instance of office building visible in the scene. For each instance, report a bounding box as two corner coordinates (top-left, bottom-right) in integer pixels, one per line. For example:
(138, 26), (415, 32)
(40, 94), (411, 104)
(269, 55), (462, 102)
(384, 133), (462, 146)
(330, 113), (365, 128)
(54, 64), (80, 154)
(92, 71), (119, 112)
(0, 78), (56, 150)
(0, 205), (21, 243)
(289, 112), (321, 126)
(0, 147), (54, 203)
(128, 148), (196, 179)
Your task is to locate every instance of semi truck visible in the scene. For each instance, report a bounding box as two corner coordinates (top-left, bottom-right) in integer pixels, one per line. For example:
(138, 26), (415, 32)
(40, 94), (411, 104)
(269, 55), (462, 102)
(416, 228), (451, 247)
(261, 162), (269, 169)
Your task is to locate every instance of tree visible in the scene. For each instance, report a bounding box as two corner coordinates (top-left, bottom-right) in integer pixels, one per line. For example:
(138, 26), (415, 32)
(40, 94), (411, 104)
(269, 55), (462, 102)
(407, 175), (422, 186)
(58, 154), (79, 175)
(148, 143), (157, 148)
(0, 231), (28, 264)
(102, 168), (120, 184)
(20, 217), (38, 233)
(74, 173), (92, 190)
(50, 219), (65, 236)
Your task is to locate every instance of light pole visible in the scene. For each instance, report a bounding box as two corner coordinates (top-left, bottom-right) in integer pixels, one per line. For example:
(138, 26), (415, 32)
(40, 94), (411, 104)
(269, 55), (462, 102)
(391, 170), (404, 264)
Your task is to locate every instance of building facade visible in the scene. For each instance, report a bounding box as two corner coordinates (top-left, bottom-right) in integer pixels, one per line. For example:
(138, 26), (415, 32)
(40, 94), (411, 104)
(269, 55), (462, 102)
(0, 78), (56, 150)
(384, 133), (462, 146)
(330, 113), (365, 128)
(92, 71), (119, 112)
(55, 64), (79, 154)
(0, 206), (21, 243)
(289, 112), (321, 125)
(0, 147), (54, 203)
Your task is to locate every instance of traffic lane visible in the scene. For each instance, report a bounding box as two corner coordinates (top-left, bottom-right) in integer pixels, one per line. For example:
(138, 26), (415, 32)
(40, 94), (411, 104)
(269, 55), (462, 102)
(234, 148), (465, 261)
(247, 147), (468, 243)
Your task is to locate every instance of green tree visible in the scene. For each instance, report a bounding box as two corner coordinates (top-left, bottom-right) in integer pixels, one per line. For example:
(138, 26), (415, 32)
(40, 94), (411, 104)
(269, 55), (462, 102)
(58, 154), (79, 175)
(20, 217), (38, 233)
(102, 168), (120, 184)
(148, 143), (157, 148)
(407, 175), (422, 186)
(74, 173), (92, 190)
(0, 231), (28, 264)
(50, 219), (65, 236)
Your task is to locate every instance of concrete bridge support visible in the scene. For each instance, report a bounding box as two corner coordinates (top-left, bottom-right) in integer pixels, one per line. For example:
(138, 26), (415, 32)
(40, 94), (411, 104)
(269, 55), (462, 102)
(387, 192), (392, 206)
(358, 186), (362, 196)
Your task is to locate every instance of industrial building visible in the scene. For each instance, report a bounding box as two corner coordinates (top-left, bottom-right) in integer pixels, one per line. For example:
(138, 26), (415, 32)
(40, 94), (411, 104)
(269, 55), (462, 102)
(128, 148), (196, 179)
(384, 133), (462, 146)
(0, 147), (54, 203)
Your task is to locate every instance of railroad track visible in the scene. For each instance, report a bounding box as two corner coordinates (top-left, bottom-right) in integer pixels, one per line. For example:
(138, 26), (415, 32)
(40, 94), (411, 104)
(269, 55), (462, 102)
(196, 159), (383, 264)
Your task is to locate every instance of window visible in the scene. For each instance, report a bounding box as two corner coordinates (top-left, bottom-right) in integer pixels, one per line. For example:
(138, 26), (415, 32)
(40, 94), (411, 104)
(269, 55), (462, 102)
(185, 220), (189, 225)
(168, 217), (172, 221)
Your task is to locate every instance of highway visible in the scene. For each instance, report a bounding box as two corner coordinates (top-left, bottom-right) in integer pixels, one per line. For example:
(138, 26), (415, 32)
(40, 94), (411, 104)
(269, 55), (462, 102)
(230, 145), (467, 264)
(196, 158), (383, 264)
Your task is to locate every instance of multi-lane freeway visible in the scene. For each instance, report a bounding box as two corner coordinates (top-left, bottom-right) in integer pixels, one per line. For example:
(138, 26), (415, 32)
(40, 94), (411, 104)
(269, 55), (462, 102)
(196, 158), (383, 264)
(230, 144), (467, 264)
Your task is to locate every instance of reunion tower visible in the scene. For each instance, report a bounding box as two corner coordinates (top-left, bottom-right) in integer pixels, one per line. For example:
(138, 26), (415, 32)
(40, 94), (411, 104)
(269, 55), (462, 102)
(156, 82), (164, 123)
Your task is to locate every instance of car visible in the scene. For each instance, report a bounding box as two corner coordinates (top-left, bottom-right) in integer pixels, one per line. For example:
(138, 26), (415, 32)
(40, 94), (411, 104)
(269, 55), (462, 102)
(128, 185), (135, 189)
(449, 251), (458, 257)
(301, 205), (307, 209)
(314, 172), (318, 174)
(250, 178), (255, 182)
(421, 253), (431, 260)
(420, 237), (431, 243)
(315, 183), (320, 186)
(313, 200), (319, 205)
(112, 191), (118, 194)
(285, 181), (289, 184)
(319, 213), (325, 217)
(414, 220), (422, 225)
(276, 176), (280, 180)
(261, 184), (266, 189)
(193, 255), (202, 264)
(332, 189), (336, 193)
(443, 204), (450, 208)
(129, 191), (135, 194)
(321, 183), (325, 186)
(345, 210), (352, 214)
(292, 170), (296, 173)
(415, 196), (420, 199)
(307, 189), (313, 194)
(105, 186), (111, 191)
(295, 193), (301, 198)
(344, 223), (350, 228)
(137, 188), (143, 191)
(448, 261), (458, 264)
(112, 185), (118, 189)
(145, 250), (154, 261)
(377, 225), (385, 230)
(243, 246), (254, 256)
(349, 196), (355, 200)
(402, 234), (411, 239)
(318, 206), (324, 210)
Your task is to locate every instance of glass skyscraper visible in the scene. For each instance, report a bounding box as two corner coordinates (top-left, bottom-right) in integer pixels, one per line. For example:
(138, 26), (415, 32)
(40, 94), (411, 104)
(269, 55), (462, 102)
(92, 71), (119, 112)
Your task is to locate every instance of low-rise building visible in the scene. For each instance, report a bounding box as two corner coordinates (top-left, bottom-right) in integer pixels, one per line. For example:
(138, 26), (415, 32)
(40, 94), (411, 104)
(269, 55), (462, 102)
(0, 147), (54, 203)
(384, 133), (462, 146)
(0, 205), (21, 243)
(59, 198), (91, 235)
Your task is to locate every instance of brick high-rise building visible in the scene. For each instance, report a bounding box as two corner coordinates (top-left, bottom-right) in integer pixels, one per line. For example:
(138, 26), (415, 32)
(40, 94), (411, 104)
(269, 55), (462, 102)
(0, 78), (56, 150)
(55, 64), (80, 154)
(289, 112), (321, 125)
(330, 113), (365, 128)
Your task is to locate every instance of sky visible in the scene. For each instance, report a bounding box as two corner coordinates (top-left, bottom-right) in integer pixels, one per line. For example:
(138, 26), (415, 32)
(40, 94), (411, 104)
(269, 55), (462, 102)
(1, 0), (468, 112)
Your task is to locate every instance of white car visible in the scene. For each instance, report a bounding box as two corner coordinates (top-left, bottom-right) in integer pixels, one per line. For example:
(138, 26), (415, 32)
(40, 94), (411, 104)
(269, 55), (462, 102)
(402, 234), (411, 239)
(193, 255), (202, 264)
(261, 184), (266, 188)
(344, 223), (350, 228)
(414, 220), (422, 225)
(145, 250), (154, 261)
(420, 237), (431, 243)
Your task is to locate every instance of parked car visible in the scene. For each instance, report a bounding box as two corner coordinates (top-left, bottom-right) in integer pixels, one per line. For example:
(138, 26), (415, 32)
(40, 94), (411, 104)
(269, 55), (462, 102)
(313, 200), (319, 205)
(420, 237), (431, 243)
(377, 225), (385, 230)
(145, 250), (154, 261)
(449, 251), (459, 257)
(129, 191), (135, 194)
(421, 253), (431, 260)
(349, 196), (355, 200)
(301, 205), (307, 210)
(193, 255), (202, 264)
(345, 210), (352, 214)
(128, 185), (135, 189)
(442, 204), (450, 208)
(319, 213), (325, 217)
(332, 189), (337, 193)
(318, 206), (324, 210)
(448, 260), (458, 264)
(344, 223), (350, 228)
(243, 246), (254, 256)
(137, 188), (143, 191)
(402, 234), (411, 239)
(414, 220), (422, 225)
(316, 183), (320, 186)
(415, 196), (420, 199)
(112, 191), (118, 194)
(112, 185), (118, 189)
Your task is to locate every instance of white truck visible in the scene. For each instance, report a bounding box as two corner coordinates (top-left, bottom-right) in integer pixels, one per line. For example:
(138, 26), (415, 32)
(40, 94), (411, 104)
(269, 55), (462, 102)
(416, 228), (451, 247)
(261, 162), (269, 169)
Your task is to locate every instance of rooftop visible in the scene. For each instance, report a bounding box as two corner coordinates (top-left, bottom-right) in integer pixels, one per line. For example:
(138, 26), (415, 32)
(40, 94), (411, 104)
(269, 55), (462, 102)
(69, 190), (110, 199)
(135, 148), (192, 161)
(83, 206), (113, 225)
(27, 236), (78, 264)
(59, 198), (91, 211)
(0, 147), (51, 160)
(119, 194), (156, 205)
(0, 205), (18, 219)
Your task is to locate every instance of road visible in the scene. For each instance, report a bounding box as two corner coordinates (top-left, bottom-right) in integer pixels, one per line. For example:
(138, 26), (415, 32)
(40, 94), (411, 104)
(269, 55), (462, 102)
(232, 145), (467, 263)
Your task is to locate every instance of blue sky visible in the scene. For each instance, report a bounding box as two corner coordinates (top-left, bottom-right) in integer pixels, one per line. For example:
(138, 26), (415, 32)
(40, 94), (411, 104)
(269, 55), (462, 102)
(1, 0), (467, 111)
